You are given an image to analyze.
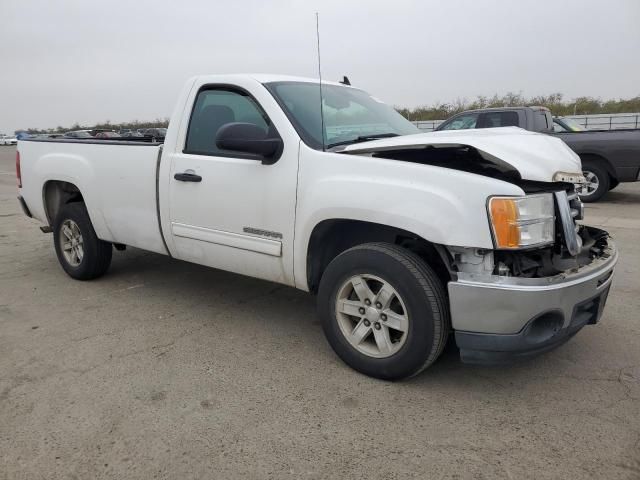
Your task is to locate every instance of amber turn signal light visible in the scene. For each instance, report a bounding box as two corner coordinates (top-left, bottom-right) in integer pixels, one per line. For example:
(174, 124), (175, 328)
(489, 198), (520, 248)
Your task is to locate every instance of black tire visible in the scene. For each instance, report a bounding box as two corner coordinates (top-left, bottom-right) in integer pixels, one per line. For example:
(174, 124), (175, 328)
(53, 202), (112, 280)
(317, 242), (450, 380)
(580, 162), (610, 203)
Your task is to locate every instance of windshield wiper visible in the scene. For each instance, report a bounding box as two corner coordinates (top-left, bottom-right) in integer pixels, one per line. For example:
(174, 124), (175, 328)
(327, 132), (400, 149)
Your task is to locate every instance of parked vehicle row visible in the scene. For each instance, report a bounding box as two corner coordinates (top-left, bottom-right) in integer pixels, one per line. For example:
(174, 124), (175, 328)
(14, 127), (168, 142)
(16, 74), (617, 380)
(436, 106), (640, 202)
(64, 130), (94, 139)
(138, 128), (167, 140)
(0, 134), (18, 145)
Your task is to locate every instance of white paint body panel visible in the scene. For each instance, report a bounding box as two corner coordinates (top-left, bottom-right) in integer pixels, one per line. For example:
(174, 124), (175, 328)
(18, 140), (166, 254)
(292, 143), (522, 289)
(171, 223), (282, 257)
(161, 75), (301, 286)
(342, 127), (583, 182)
(17, 74), (582, 292)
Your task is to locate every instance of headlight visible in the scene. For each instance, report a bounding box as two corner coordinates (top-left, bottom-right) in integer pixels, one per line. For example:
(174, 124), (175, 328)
(553, 171), (586, 184)
(488, 194), (555, 249)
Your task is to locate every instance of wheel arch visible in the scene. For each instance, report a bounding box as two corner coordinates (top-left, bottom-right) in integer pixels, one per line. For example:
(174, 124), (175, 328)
(579, 153), (617, 181)
(305, 218), (453, 294)
(42, 180), (85, 226)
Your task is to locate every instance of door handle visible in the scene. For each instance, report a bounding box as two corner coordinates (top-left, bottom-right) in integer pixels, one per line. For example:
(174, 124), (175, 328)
(174, 171), (202, 182)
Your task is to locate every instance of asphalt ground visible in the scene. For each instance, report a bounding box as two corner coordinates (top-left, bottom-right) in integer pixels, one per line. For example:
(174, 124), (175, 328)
(1, 145), (639, 479)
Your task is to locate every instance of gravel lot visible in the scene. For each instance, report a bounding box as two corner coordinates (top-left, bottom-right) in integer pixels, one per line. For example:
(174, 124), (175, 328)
(1, 145), (639, 479)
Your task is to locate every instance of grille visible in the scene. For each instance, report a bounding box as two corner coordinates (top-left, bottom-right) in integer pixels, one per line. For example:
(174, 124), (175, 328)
(566, 190), (584, 234)
(554, 190), (583, 256)
(567, 191), (583, 220)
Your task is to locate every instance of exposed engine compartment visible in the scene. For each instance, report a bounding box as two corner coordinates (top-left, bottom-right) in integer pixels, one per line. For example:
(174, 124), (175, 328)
(494, 226), (611, 277)
(449, 226), (611, 279)
(370, 146), (522, 183)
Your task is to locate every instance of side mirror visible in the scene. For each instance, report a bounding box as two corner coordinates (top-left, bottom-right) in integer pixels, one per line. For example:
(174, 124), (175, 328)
(215, 122), (283, 164)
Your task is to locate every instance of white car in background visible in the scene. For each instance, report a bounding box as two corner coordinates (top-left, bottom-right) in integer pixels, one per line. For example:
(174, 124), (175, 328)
(0, 134), (18, 145)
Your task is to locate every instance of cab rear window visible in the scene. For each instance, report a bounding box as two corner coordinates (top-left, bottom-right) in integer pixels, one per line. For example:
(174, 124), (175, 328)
(477, 111), (519, 128)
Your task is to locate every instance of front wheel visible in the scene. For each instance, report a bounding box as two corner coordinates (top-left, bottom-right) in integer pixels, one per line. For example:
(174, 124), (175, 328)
(53, 202), (112, 280)
(578, 163), (610, 202)
(317, 243), (450, 380)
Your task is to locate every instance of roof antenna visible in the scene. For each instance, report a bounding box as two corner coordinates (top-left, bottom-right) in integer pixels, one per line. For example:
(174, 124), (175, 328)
(315, 12), (326, 151)
(340, 76), (351, 86)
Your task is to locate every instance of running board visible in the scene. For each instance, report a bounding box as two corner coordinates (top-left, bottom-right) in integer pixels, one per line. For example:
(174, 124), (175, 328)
(40, 226), (53, 233)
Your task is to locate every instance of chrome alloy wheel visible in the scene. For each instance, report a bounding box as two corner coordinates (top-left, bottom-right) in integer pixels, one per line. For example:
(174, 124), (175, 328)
(335, 274), (409, 358)
(59, 219), (84, 267)
(580, 170), (599, 196)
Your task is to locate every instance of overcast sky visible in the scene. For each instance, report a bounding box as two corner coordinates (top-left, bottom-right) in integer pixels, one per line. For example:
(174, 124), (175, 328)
(1, 0), (638, 133)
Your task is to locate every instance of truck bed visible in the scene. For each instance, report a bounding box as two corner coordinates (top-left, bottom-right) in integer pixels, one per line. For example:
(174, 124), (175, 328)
(18, 138), (167, 254)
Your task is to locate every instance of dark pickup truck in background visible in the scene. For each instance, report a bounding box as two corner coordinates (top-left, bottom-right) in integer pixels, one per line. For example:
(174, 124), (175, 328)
(436, 106), (640, 202)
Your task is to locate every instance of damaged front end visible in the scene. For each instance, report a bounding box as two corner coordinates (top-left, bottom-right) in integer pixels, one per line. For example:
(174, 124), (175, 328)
(492, 224), (610, 279)
(445, 183), (617, 365)
(341, 134), (617, 364)
(449, 182), (612, 280)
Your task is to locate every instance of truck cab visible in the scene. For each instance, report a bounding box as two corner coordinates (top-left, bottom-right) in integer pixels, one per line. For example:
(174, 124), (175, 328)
(436, 106), (553, 133)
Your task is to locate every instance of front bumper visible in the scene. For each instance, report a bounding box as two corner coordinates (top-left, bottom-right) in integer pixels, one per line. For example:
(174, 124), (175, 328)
(448, 241), (617, 365)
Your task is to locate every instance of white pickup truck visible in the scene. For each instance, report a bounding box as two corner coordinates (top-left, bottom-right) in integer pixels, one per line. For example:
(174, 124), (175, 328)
(16, 74), (617, 379)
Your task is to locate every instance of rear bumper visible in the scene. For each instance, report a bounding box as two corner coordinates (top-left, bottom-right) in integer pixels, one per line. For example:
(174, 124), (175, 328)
(448, 242), (617, 365)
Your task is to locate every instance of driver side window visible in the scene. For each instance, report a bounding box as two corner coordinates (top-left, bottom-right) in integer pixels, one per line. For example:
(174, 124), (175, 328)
(441, 113), (479, 130)
(185, 88), (271, 156)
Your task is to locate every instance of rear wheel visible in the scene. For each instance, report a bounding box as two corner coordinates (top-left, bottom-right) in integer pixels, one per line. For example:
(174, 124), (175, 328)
(53, 202), (112, 280)
(317, 243), (449, 380)
(578, 162), (610, 202)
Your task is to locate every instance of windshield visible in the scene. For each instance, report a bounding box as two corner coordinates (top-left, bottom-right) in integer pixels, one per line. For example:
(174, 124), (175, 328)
(265, 81), (419, 150)
(555, 117), (584, 132)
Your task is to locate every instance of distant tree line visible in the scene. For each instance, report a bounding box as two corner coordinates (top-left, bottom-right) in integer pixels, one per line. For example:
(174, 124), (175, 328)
(396, 93), (640, 121)
(15, 93), (640, 133)
(17, 118), (169, 135)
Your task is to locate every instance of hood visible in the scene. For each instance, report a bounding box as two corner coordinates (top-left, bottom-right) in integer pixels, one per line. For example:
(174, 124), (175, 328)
(341, 127), (582, 183)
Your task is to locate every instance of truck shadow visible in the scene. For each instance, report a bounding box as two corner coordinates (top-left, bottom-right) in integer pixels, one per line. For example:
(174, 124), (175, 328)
(600, 183), (640, 204)
(104, 247), (596, 394)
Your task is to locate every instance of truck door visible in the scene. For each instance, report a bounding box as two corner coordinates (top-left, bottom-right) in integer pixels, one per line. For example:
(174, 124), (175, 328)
(164, 85), (299, 286)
